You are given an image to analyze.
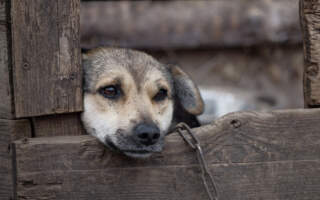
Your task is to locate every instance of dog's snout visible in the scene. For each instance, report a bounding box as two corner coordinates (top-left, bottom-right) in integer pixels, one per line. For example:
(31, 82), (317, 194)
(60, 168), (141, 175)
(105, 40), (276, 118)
(133, 123), (160, 146)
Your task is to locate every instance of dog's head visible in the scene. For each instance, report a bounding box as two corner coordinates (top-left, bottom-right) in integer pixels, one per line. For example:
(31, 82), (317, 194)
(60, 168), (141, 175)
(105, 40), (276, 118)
(81, 47), (203, 158)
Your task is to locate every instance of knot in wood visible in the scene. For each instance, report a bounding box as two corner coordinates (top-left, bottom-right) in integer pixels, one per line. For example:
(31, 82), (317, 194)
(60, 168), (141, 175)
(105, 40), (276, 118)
(230, 119), (241, 128)
(22, 62), (30, 71)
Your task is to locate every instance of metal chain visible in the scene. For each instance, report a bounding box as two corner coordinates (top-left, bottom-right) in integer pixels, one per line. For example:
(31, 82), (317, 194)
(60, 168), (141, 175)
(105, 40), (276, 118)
(175, 122), (219, 200)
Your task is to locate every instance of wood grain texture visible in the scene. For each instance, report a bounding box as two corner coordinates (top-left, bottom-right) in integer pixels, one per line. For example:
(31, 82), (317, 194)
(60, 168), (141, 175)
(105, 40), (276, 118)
(0, 0), (13, 119)
(0, 120), (12, 200)
(0, 0), (6, 22)
(11, 0), (82, 118)
(0, 24), (13, 119)
(14, 161), (320, 200)
(81, 0), (301, 49)
(33, 113), (86, 137)
(300, 0), (320, 107)
(0, 119), (32, 200)
(14, 109), (320, 200)
(2, 119), (32, 141)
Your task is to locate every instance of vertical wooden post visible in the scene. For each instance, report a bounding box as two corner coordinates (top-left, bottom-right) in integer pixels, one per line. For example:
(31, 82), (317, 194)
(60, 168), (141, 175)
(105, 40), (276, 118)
(0, 1), (16, 199)
(0, 0), (13, 119)
(1, 0), (82, 199)
(300, 0), (320, 108)
(11, 0), (82, 118)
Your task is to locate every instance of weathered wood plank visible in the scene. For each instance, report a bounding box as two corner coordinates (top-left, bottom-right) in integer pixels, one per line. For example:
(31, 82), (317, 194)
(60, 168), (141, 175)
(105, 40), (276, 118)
(0, 0), (13, 119)
(0, 120), (12, 200)
(14, 109), (320, 199)
(81, 0), (301, 49)
(33, 113), (85, 137)
(57, 0), (82, 113)
(0, 23), (13, 119)
(300, 0), (320, 107)
(0, 0), (6, 22)
(11, 0), (82, 118)
(0, 119), (32, 200)
(14, 109), (320, 171)
(0, 119), (32, 143)
(15, 161), (320, 200)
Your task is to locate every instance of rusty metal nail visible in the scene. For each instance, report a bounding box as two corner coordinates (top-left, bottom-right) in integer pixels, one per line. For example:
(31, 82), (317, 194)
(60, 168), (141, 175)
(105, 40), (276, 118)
(231, 119), (241, 128)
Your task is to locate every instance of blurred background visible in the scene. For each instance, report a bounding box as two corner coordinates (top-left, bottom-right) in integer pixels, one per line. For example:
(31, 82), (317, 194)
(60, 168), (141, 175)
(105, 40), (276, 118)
(80, 0), (303, 124)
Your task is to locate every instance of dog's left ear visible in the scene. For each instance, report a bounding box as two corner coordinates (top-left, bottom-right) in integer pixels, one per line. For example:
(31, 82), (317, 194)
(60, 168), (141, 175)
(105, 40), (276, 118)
(170, 65), (204, 115)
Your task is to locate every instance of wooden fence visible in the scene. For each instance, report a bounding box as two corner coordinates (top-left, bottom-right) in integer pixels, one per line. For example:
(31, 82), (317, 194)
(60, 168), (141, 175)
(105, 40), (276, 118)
(81, 0), (301, 49)
(1, 0), (320, 199)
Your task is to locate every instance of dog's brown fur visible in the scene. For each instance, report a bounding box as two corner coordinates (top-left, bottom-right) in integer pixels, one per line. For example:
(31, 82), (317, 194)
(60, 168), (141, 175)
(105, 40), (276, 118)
(81, 47), (203, 158)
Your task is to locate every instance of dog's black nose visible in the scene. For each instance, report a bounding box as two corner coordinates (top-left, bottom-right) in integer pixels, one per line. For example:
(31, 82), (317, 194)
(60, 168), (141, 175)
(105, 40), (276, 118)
(133, 123), (160, 146)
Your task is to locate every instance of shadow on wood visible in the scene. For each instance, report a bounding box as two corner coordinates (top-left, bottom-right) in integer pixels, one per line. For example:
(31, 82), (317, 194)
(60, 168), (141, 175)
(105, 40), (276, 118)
(13, 109), (320, 200)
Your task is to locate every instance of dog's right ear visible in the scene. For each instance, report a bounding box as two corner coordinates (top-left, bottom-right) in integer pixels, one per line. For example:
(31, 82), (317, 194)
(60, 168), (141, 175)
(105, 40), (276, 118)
(169, 65), (204, 116)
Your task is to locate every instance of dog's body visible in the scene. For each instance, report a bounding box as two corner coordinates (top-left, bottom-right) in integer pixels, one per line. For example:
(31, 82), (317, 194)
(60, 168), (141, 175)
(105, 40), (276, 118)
(81, 47), (203, 158)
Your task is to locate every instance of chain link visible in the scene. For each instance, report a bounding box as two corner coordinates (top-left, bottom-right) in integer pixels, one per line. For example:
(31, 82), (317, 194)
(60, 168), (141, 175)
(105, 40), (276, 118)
(175, 122), (219, 200)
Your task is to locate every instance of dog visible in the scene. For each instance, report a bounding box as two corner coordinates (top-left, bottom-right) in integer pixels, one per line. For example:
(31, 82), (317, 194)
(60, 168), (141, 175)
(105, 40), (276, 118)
(81, 47), (204, 158)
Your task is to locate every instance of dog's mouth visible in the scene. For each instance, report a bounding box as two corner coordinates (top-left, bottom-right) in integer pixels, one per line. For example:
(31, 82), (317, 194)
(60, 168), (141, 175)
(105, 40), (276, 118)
(105, 138), (163, 158)
(122, 151), (153, 158)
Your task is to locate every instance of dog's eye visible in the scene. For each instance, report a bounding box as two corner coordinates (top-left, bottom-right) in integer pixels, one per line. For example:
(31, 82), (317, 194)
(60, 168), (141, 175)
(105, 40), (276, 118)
(153, 88), (167, 102)
(99, 85), (121, 99)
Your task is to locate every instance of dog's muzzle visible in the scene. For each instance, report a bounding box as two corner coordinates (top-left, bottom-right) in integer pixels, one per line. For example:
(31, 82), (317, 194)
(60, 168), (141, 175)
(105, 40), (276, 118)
(104, 124), (164, 158)
(133, 123), (161, 146)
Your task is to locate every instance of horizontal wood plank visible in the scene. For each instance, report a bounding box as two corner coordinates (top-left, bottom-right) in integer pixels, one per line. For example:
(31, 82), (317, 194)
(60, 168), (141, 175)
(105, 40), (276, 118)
(11, 0), (82, 118)
(81, 0), (301, 49)
(14, 109), (320, 171)
(14, 109), (320, 199)
(33, 113), (86, 137)
(0, 119), (32, 200)
(15, 160), (320, 200)
(300, 0), (320, 107)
